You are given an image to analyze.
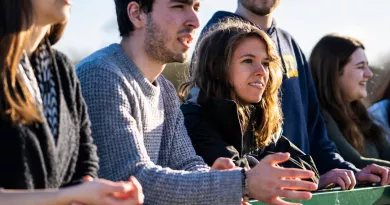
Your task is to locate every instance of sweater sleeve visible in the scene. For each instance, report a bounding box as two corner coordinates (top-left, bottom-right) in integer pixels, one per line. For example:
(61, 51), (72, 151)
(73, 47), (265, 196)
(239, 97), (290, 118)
(55, 51), (99, 185)
(76, 63), (242, 205)
(167, 104), (212, 171)
(322, 111), (390, 169)
(290, 41), (359, 174)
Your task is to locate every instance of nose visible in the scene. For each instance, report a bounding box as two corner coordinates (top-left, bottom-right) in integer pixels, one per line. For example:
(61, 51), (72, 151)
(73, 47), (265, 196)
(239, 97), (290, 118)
(184, 9), (200, 30)
(254, 64), (267, 76)
(364, 66), (373, 79)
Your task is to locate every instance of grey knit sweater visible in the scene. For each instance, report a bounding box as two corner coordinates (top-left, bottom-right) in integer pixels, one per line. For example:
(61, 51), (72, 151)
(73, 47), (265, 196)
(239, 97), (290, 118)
(76, 44), (242, 205)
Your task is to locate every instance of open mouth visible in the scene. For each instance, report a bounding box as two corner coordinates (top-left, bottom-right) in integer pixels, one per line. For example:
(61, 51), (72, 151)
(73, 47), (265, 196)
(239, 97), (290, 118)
(64, 0), (72, 5)
(248, 82), (265, 89)
(178, 35), (193, 49)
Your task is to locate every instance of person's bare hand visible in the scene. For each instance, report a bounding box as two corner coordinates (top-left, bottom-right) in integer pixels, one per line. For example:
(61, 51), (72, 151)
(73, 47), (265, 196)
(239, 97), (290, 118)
(356, 164), (390, 186)
(66, 176), (144, 205)
(247, 152), (318, 205)
(211, 157), (236, 171)
(318, 169), (356, 190)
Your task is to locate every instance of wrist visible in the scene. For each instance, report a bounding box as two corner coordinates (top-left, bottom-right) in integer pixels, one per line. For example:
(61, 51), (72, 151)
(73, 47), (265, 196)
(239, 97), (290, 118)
(56, 187), (76, 205)
(241, 168), (249, 202)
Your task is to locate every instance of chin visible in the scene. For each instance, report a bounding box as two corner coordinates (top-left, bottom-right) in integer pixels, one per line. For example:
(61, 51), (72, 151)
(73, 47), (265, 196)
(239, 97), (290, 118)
(172, 52), (187, 63)
(248, 97), (262, 104)
(55, 9), (71, 22)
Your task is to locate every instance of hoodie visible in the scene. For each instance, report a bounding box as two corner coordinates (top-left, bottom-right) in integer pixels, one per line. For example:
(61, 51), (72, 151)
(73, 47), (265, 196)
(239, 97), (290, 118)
(194, 11), (358, 174)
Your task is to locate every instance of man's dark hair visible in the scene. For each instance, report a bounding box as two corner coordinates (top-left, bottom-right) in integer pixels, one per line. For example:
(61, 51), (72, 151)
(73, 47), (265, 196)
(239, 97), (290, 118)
(115, 0), (154, 36)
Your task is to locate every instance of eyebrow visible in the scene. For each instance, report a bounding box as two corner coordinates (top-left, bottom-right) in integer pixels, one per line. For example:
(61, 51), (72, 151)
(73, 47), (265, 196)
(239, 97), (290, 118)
(170, 0), (197, 5)
(240, 54), (255, 58)
(239, 54), (270, 60)
(355, 61), (367, 66)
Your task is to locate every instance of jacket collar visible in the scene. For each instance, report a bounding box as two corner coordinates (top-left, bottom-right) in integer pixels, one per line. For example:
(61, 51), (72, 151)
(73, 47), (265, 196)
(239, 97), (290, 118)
(199, 96), (244, 153)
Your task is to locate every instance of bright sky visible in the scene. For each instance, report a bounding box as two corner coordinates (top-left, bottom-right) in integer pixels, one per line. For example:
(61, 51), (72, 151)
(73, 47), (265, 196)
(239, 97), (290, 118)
(55, 0), (390, 65)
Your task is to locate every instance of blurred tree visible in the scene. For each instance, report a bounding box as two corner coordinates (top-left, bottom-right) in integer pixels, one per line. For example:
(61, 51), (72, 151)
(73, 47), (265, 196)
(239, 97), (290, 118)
(162, 62), (190, 90)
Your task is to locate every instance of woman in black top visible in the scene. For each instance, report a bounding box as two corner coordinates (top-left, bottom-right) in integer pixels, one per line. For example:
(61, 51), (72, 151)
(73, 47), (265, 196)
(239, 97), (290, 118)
(0, 0), (142, 204)
(180, 19), (358, 191)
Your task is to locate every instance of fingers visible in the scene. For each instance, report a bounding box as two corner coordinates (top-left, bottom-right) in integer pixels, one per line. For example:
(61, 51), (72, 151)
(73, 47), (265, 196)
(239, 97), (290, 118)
(211, 157), (236, 170)
(318, 169), (355, 190)
(346, 170), (356, 189)
(370, 164), (389, 186)
(262, 153), (290, 165)
(99, 181), (132, 194)
(337, 171), (352, 190)
(368, 164), (389, 186)
(275, 168), (315, 180)
(363, 164), (388, 185)
(336, 177), (346, 190)
(83, 175), (94, 182)
(129, 176), (143, 193)
(128, 176), (144, 204)
(360, 172), (381, 184)
(279, 179), (317, 191)
(276, 189), (312, 201)
(386, 168), (390, 185)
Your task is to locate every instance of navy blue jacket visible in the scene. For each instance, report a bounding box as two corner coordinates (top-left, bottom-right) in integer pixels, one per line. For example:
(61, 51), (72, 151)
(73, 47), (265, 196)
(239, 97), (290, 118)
(199, 11), (358, 174)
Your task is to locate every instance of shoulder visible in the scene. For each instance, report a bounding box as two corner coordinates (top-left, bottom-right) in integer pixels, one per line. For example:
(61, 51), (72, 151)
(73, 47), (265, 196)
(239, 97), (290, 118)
(276, 28), (295, 40)
(52, 49), (75, 76)
(76, 44), (127, 85)
(52, 49), (73, 67)
(320, 109), (336, 124)
(201, 11), (240, 35)
(276, 28), (303, 52)
(51, 49), (80, 89)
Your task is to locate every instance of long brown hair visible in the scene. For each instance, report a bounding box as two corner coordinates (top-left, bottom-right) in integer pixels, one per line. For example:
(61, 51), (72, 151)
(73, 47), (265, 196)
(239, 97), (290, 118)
(0, 0), (66, 124)
(310, 34), (385, 155)
(179, 18), (283, 147)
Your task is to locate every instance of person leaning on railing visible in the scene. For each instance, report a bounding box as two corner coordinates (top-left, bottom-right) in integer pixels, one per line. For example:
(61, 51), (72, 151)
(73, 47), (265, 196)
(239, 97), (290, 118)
(310, 34), (390, 173)
(179, 18), (365, 193)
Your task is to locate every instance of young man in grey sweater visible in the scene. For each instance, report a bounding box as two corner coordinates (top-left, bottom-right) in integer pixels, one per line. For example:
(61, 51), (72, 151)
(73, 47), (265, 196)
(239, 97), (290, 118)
(76, 0), (318, 204)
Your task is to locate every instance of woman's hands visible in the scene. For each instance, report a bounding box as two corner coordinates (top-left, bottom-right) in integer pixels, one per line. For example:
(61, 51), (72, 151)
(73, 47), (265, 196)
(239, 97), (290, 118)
(66, 176), (144, 205)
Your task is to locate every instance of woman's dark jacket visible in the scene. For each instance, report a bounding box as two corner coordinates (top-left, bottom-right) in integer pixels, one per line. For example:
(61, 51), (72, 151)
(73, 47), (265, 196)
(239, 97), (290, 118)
(181, 91), (319, 182)
(0, 50), (99, 189)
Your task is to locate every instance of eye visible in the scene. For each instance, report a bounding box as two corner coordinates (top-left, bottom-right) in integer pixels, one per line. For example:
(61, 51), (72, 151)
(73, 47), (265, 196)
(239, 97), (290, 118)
(356, 64), (365, 69)
(172, 4), (184, 9)
(194, 5), (200, 12)
(261, 62), (270, 68)
(242, 59), (253, 64)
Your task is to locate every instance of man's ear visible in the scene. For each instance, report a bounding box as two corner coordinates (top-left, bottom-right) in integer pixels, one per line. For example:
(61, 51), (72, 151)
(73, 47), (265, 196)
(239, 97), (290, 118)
(127, 1), (147, 29)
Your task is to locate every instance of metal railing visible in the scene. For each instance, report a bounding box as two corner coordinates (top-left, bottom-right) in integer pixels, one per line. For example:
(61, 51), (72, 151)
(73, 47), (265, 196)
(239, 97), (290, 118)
(250, 185), (390, 205)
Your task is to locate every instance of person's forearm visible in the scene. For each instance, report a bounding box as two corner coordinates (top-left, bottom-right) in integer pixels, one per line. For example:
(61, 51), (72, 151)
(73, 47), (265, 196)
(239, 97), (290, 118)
(0, 188), (70, 205)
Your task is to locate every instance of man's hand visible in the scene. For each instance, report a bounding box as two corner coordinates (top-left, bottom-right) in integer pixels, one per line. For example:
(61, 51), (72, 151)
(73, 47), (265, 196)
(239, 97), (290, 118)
(247, 153), (318, 205)
(318, 169), (356, 190)
(355, 164), (390, 185)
